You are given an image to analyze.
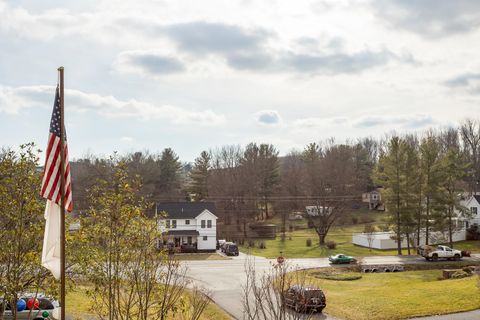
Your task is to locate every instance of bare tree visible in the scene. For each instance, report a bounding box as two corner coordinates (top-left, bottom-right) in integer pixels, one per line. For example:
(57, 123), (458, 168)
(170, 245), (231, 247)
(460, 119), (480, 193)
(363, 224), (376, 251)
(305, 199), (348, 245)
(242, 259), (316, 320)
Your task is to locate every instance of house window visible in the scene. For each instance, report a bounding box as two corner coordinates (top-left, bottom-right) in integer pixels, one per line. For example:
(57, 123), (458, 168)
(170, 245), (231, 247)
(166, 220), (170, 228)
(185, 219), (190, 225)
(207, 220), (212, 228)
(471, 207), (478, 215)
(201, 220), (206, 228)
(172, 220), (177, 228)
(203, 236), (208, 241)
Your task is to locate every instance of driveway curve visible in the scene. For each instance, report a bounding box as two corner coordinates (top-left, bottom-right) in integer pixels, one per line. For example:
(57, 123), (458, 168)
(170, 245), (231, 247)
(184, 253), (480, 320)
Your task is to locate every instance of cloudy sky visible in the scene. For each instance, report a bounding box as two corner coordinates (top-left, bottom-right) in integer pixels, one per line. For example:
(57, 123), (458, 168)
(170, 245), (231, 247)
(1, 0), (479, 162)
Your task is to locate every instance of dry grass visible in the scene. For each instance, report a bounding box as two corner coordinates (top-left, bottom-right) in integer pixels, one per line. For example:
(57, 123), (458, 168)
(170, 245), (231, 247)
(305, 269), (480, 320)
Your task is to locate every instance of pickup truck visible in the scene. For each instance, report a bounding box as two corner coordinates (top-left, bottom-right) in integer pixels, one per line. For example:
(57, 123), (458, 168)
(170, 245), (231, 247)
(418, 245), (462, 261)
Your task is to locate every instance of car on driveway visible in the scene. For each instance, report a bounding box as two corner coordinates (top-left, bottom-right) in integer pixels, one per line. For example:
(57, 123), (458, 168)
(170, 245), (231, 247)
(284, 285), (326, 313)
(1, 294), (60, 320)
(224, 243), (239, 256)
(221, 241), (234, 253)
(328, 253), (356, 264)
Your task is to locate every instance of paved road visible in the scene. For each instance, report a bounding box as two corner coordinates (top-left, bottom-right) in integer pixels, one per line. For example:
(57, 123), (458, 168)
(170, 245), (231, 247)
(184, 253), (480, 320)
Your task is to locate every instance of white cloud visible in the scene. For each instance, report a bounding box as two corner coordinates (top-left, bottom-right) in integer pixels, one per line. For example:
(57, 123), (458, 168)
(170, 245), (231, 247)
(353, 114), (435, 129)
(0, 85), (225, 126)
(292, 114), (435, 130)
(120, 136), (133, 143)
(255, 110), (282, 125)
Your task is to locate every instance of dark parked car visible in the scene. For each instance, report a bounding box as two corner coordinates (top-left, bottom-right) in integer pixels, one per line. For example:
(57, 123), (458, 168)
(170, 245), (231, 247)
(224, 243), (239, 256)
(284, 285), (326, 313)
(221, 241), (234, 253)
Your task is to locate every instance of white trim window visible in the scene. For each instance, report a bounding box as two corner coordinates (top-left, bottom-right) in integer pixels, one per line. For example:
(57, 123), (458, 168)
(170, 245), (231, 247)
(172, 220), (177, 228)
(471, 207), (478, 215)
(203, 236), (208, 241)
(201, 220), (206, 228)
(207, 220), (212, 228)
(185, 219), (190, 225)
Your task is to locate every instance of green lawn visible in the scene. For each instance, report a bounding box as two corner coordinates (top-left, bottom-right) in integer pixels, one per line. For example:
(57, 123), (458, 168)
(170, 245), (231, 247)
(240, 225), (405, 258)
(240, 224), (480, 258)
(305, 269), (480, 320)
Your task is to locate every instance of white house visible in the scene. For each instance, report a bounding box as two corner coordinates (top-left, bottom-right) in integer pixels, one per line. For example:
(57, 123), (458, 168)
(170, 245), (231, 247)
(361, 188), (384, 211)
(460, 195), (480, 228)
(156, 202), (218, 251)
(305, 205), (332, 216)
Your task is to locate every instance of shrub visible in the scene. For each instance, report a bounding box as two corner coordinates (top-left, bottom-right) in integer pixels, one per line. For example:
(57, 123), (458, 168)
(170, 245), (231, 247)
(462, 266), (474, 274)
(466, 225), (480, 240)
(326, 241), (337, 249)
(451, 270), (470, 279)
(312, 271), (362, 281)
(247, 240), (255, 248)
(259, 241), (266, 249)
(351, 217), (359, 224)
(306, 238), (312, 247)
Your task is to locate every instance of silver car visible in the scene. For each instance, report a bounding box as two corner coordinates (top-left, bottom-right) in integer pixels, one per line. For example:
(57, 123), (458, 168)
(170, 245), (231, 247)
(1, 294), (60, 320)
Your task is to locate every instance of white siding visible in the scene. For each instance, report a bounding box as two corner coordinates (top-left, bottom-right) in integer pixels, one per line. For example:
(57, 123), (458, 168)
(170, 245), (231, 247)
(158, 209), (218, 251)
(458, 196), (480, 227)
(196, 210), (217, 250)
(352, 230), (466, 250)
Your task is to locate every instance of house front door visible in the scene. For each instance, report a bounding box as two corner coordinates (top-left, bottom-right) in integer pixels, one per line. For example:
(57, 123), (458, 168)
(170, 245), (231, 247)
(175, 237), (180, 247)
(187, 236), (192, 244)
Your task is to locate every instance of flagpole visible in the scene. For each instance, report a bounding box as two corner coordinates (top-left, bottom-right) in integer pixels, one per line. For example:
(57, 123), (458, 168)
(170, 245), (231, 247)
(58, 66), (66, 320)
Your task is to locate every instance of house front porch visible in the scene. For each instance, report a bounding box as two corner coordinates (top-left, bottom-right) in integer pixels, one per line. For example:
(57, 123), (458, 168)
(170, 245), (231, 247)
(161, 230), (200, 252)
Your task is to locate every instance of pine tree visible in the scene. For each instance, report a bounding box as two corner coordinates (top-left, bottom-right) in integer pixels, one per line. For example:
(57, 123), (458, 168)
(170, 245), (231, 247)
(156, 148), (182, 198)
(374, 136), (406, 255)
(189, 151), (211, 201)
(437, 149), (468, 248)
(420, 137), (442, 245)
(402, 139), (421, 254)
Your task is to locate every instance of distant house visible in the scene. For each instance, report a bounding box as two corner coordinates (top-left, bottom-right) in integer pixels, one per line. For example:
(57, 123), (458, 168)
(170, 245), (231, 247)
(459, 195), (480, 228)
(156, 202), (218, 251)
(362, 188), (384, 211)
(305, 205), (332, 216)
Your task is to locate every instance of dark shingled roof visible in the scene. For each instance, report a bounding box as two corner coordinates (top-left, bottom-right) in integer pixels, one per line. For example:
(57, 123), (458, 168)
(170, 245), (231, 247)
(474, 195), (480, 204)
(155, 202), (216, 219)
(163, 230), (199, 236)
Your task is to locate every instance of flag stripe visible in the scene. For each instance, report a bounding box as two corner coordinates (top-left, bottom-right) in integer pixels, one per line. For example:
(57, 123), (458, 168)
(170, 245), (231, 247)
(41, 86), (73, 212)
(41, 135), (59, 195)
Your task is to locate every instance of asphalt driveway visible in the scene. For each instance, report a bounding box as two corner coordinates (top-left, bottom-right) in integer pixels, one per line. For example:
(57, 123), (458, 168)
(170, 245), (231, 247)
(184, 252), (480, 320)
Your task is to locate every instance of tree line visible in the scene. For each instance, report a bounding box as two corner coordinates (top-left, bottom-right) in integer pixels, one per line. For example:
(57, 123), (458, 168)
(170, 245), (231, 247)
(68, 120), (479, 238)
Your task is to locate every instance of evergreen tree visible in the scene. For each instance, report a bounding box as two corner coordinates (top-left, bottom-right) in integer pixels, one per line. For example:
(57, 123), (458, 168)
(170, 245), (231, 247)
(374, 136), (406, 255)
(189, 151), (211, 201)
(437, 149), (468, 248)
(156, 148), (182, 198)
(240, 143), (280, 219)
(402, 140), (421, 254)
(420, 137), (442, 245)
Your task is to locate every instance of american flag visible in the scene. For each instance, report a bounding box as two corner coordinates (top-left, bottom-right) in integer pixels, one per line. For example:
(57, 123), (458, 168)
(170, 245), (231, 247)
(40, 86), (73, 212)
